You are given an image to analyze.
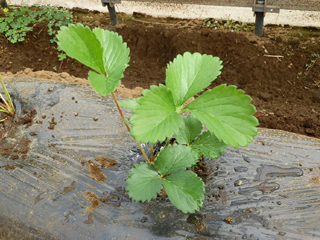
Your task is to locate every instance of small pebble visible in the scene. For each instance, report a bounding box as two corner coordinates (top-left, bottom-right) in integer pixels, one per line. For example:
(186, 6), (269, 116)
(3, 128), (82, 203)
(234, 180), (243, 186)
(224, 216), (233, 224)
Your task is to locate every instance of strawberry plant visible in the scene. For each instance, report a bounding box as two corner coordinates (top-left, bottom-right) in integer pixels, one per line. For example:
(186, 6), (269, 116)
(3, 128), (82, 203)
(57, 23), (258, 213)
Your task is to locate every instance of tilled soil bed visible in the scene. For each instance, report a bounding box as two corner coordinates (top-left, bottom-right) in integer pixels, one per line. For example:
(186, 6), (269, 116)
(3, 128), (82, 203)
(0, 8), (320, 138)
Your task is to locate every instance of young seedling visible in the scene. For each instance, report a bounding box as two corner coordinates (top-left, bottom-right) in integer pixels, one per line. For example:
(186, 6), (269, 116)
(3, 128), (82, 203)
(57, 23), (259, 213)
(0, 73), (15, 121)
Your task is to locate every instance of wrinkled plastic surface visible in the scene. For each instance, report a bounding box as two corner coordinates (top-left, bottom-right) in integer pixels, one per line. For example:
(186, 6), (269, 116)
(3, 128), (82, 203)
(1, 78), (320, 240)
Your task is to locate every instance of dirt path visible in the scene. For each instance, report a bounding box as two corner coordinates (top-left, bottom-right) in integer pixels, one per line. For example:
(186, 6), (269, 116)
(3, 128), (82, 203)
(1, 9), (320, 138)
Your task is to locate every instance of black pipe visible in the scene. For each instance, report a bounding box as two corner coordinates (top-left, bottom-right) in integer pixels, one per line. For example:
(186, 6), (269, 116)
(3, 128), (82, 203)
(101, 1), (118, 26)
(106, 3), (118, 26)
(254, 0), (265, 37)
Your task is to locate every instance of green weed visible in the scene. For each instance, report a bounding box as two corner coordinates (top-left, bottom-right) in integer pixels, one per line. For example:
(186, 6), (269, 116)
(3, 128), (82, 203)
(0, 4), (72, 61)
(203, 16), (254, 32)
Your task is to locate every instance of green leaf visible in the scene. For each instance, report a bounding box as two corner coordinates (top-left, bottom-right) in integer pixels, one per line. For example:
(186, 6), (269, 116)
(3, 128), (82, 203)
(154, 145), (198, 176)
(57, 24), (130, 96)
(57, 24), (105, 74)
(118, 98), (140, 112)
(191, 131), (227, 159)
(129, 84), (183, 144)
(184, 84), (259, 148)
(126, 162), (162, 202)
(163, 171), (205, 213)
(93, 28), (130, 95)
(166, 52), (222, 107)
(175, 114), (202, 145)
(88, 71), (117, 96)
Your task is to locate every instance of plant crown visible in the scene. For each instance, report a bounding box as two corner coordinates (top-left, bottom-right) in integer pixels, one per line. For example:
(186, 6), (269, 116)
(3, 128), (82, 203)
(57, 23), (259, 213)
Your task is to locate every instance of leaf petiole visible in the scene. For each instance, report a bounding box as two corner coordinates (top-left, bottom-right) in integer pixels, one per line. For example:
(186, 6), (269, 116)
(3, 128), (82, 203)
(111, 92), (152, 165)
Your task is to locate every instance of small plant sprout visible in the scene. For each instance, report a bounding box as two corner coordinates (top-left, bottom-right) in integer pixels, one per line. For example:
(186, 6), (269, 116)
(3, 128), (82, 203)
(57, 23), (259, 213)
(0, 73), (15, 121)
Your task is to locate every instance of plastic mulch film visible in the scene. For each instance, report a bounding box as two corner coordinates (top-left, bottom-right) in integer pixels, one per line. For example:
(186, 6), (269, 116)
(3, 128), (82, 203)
(0, 78), (319, 240)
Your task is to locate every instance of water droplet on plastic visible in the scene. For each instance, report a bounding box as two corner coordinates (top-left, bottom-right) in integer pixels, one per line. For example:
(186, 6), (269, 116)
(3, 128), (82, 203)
(230, 196), (274, 206)
(242, 155), (251, 163)
(238, 182), (280, 195)
(256, 165), (303, 181)
(234, 166), (248, 172)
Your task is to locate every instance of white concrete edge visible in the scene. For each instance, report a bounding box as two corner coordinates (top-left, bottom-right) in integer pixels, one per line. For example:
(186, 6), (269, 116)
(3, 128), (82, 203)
(10, 0), (320, 27)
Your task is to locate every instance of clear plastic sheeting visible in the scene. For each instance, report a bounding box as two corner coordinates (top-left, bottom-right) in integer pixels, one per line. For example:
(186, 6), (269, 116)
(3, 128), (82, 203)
(0, 78), (320, 240)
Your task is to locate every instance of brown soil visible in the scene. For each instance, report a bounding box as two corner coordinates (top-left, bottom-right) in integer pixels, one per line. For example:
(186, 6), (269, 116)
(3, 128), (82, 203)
(83, 191), (105, 213)
(1, 8), (320, 138)
(94, 156), (118, 169)
(0, 108), (36, 170)
(87, 161), (107, 183)
(81, 157), (118, 182)
(60, 181), (75, 195)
